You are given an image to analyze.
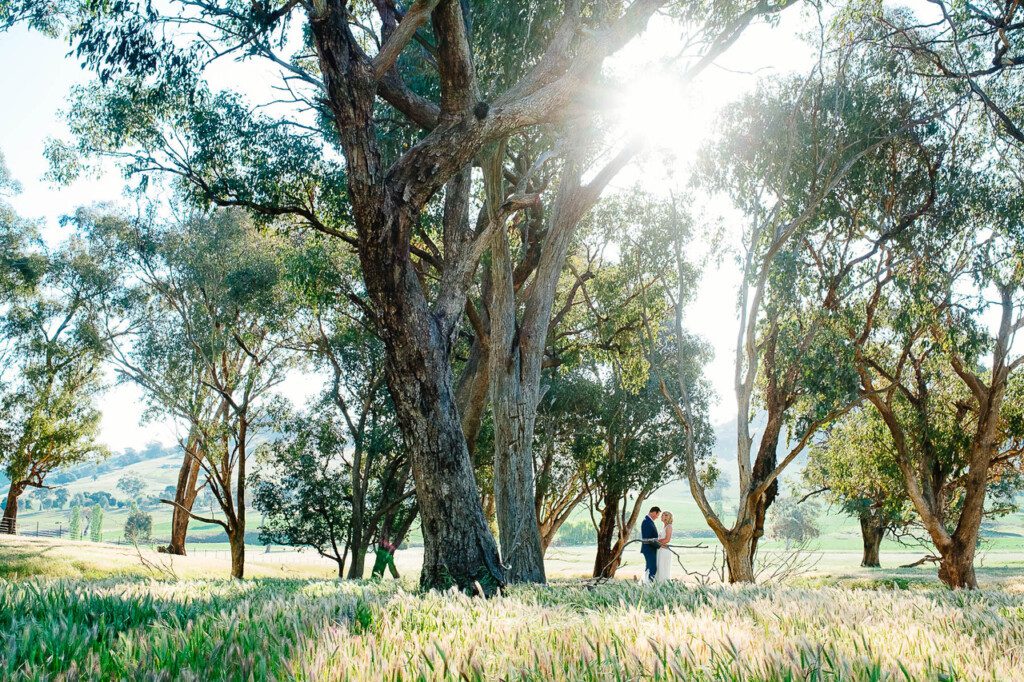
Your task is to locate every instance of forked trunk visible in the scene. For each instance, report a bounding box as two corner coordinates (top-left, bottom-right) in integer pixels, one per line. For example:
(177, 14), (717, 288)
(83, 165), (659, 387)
(344, 179), (504, 594)
(167, 444), (203, 555)
(488, 212), (546, 585)
(934, 435), (992, 590)
(723, 528), (756, 583)
(859, 511), (885, 568)
(938, 536), (978, 589)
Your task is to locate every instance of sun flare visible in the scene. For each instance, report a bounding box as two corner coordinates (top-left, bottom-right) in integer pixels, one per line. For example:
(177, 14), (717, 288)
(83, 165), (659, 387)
(613, 71), (713, 165)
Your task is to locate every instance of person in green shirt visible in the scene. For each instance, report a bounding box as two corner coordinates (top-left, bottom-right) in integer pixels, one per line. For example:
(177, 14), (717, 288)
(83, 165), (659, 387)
(371, 536), (399, 579)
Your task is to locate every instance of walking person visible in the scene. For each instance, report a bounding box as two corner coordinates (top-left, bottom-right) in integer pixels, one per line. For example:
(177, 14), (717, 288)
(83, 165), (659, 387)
(371, 536), (400, 579)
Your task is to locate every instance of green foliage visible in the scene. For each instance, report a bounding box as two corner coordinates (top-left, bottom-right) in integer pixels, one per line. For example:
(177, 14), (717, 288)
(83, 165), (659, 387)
(116, 473), (145, 501)
(552, 520), (597, 547)
(768, 497), (822, 546)
(0, 153), (45, 303)
(252, 409), (354, 563)
(68, 505), (82, 541)
(561, 363), (711, 524)
(123, 502), (152, 544)
(0, 237), (112, 495)
(805, 407), (915, 531)
(352, 599), (374, 635)
(0, 0), (71, 35)
(88, 505), (103, 542)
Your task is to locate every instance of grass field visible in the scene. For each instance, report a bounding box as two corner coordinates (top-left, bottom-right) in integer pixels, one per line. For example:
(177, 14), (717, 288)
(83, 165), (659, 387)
(1, 539), (1023, 681)
(7, 446), (1023, 678)
(1, 537), (1022, 680)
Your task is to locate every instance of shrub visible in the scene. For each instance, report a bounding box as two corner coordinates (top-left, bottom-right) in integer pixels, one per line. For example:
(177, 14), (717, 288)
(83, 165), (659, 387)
(124, 503), (152, 543)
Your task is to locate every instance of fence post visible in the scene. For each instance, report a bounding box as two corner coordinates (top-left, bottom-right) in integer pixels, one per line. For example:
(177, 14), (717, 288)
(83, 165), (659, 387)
(36, 522), (40, 537)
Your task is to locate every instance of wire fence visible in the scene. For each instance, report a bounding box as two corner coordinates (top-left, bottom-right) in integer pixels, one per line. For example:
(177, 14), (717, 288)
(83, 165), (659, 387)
(0, 519), (66, 538)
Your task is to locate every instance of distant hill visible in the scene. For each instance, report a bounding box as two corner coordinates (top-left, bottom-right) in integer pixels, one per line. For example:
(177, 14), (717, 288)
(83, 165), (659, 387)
(48, 442), (180, 487)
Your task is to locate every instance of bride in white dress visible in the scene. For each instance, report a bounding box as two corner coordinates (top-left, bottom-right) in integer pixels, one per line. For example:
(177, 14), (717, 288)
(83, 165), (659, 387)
(655, 511), (673, 583)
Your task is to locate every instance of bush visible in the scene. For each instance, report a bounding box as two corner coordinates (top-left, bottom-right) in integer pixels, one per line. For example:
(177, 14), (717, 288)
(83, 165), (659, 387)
(124, 503), (152, 543)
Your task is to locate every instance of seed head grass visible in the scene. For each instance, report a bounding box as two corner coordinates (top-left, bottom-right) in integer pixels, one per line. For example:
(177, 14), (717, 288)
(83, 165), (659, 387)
(1, 576), (1022, 680)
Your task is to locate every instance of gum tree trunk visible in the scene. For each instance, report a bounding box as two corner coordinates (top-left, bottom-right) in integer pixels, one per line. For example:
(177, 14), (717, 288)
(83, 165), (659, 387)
(592, 490), (622, 578)
(488, 235), (545, 583)
(1, 484), (23, 533)
(859, 511), (885, 568)
(228, 525), (245, 579)
(166, 439), (203, 555)
(380, 298), (505, 593)
(938, 537), (978, 589)
(307, 0), (667, 595)
(486, 141), (634, 585)
(346, 542), (367, 579)
(722, 527), (756, 583)
(346, 444), (366, 579)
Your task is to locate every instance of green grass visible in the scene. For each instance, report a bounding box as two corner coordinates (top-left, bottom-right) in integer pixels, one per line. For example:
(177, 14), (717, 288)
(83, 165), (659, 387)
(1, 536), (1022, 679)
(0, 576), (1022, 680)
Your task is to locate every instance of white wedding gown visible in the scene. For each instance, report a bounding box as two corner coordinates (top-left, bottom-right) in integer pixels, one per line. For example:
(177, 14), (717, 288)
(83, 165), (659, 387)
(655, 525), (672, 583)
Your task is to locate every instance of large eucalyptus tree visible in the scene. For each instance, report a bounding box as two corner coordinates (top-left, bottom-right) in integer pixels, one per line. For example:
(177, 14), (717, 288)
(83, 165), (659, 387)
(850, 153), (1024, 589)
(81, 207), (298, 576)
(49, 0), (797, 591)
(663, 46), (940, 581)
(0, 240), (114, 531)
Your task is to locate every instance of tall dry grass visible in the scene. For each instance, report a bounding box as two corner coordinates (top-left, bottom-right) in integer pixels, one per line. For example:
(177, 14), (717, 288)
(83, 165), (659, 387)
(1, 577), (1022, 680)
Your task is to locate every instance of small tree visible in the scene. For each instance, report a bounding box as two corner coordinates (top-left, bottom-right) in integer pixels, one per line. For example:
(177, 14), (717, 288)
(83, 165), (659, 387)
(68, 504), (82, 540)
(583, 368), (712, 579)
(253, 404), (416, 579)
(89, 504), (103, 542)
(253, 414), (351, 577)
(767, 497), (822, 549)
(804, 408), (917, 568)
(116, 473), (146, 501)
(124, 502), (153, 543)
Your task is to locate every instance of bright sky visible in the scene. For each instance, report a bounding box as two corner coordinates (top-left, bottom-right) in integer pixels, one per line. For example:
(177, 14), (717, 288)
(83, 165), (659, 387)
(0, 7), (821, 452)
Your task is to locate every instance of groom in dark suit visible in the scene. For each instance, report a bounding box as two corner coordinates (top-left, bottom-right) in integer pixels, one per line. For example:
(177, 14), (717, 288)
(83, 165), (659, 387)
(640, 506), (661, 582)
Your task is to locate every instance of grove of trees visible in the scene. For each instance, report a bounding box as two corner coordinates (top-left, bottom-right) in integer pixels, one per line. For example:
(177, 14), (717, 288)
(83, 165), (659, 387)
(0, 0), (1020, 592)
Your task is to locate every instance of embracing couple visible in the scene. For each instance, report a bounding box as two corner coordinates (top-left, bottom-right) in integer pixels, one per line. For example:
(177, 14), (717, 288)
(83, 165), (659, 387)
(640, 506), (674, 583)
